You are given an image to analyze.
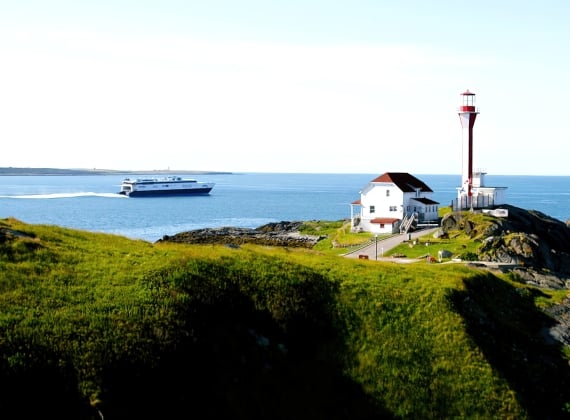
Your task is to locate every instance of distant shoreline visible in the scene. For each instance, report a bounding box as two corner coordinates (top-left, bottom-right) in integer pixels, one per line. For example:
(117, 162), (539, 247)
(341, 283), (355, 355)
(0, 168), (232, 176)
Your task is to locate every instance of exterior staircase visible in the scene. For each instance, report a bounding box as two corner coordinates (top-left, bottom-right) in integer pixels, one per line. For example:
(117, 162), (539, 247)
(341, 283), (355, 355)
(399, 213), (417, 234)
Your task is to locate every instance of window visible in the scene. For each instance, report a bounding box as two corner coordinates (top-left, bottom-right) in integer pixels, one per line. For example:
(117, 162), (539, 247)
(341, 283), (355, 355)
(386, 189), (390, 197)
(389, 206), (397, 212)
(370, 205), (375, 214)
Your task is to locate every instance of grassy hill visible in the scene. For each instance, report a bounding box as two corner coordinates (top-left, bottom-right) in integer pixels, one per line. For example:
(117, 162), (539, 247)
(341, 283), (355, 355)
(1, 217), (569, 419)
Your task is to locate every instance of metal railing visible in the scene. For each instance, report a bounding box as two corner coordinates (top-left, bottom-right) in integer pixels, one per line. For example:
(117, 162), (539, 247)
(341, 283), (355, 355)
(399, 213), (417, 234)
(452, 196), (495, 210)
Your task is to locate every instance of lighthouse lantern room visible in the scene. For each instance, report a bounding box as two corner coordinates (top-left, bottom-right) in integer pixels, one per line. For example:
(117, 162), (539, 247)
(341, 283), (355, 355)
(454, 90), (507, 210)
(459, 90), (477, 112)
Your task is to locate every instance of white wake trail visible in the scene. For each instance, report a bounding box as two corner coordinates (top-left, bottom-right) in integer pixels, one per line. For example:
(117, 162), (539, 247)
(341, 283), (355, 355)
(1, 192), (127, 199)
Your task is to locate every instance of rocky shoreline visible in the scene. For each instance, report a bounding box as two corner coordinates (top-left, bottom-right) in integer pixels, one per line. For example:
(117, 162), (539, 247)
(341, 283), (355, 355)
(157, 221), (325, 248)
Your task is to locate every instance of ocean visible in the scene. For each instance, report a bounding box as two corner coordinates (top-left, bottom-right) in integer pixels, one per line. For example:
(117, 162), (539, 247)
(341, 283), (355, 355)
(0, 173), (568, 243)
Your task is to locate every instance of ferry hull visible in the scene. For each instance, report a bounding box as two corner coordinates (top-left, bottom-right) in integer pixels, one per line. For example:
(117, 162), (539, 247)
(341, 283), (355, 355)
(121, 187), (213, 197)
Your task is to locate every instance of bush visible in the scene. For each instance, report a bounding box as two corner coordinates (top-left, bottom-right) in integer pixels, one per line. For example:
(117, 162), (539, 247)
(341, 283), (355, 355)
(458, 251), (479, 261)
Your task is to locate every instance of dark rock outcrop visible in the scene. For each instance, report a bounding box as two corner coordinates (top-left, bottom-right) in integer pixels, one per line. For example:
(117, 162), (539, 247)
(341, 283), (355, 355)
(441, 204), (570, 289)
(157, 221), (324, 248)
(0, 227), (36, 243)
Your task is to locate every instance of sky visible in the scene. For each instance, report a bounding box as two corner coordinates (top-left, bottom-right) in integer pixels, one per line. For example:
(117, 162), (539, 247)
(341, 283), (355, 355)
(1, 1), (569, 175)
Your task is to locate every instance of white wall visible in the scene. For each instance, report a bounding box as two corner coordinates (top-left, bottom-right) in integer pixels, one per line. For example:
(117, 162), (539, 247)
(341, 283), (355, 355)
(356, 179), (439, 232)
(360, 182), (404, 219)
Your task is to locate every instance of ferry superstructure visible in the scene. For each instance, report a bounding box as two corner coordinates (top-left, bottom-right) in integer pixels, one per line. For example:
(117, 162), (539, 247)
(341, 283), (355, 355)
(119, 176), (215, 197)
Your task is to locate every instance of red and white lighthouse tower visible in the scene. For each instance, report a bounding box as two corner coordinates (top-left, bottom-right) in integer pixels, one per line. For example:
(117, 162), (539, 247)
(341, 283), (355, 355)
(458, 90), (478, 204)
(454, 89), (508, 211)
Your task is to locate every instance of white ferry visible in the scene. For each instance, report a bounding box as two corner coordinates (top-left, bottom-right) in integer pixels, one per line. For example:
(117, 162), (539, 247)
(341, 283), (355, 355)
(118, 176), (215, 197)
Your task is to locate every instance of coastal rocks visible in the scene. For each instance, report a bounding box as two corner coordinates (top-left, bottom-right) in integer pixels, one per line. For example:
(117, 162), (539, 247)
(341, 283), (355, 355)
(440, 215), (458, 231)
(0, 226), (37, 243)
(543, 296), (570, 346)
(442, 205), (570, 289)
(0, 226), (42, 258)
(437, 249), (453, 260)
(157, 221), (324, 248)
(509, 268), (570, 290)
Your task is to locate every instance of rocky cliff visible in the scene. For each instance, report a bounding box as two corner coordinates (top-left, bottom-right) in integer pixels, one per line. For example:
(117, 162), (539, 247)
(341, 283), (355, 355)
(441, 204), (570, 289)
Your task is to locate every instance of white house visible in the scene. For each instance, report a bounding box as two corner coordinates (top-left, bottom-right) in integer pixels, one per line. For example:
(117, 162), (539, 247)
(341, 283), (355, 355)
(350, 172), (439, 234)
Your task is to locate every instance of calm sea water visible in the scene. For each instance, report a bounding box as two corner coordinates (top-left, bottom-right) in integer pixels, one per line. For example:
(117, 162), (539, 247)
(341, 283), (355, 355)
(0, 173), (568, 242)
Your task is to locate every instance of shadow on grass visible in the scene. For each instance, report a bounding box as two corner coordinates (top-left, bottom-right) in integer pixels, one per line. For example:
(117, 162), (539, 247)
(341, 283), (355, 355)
(450, 272), (570, 419)
(99, 260), (394, 420)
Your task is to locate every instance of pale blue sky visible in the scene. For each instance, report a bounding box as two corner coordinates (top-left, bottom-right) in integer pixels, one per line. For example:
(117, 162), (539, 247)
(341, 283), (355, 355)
(1, 1), (569, 175)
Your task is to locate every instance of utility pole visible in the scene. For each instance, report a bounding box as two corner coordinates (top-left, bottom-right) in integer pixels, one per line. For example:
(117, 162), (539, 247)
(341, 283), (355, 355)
(375, 234), (378, 260)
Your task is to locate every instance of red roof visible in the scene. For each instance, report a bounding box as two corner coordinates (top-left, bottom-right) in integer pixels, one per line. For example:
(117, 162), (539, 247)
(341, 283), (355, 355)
(370, 172), (433, 193)
(371, 217), (400, 224)
(461, 89), (475, 95)
(351, 199), (362, 205)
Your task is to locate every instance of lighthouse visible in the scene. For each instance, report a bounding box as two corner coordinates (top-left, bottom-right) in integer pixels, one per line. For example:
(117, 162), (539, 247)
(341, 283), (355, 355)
(458, 90), (478, 205)
(455, 90), (507, 210)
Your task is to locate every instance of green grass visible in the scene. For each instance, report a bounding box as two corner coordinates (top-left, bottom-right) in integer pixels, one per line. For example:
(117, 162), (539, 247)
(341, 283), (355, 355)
(386, 233), (480, 260)
(300, 220), (378, 254)
(300, 213), (483, 260)
(384, 211), (500, 261)
(1, 217), (569, 418)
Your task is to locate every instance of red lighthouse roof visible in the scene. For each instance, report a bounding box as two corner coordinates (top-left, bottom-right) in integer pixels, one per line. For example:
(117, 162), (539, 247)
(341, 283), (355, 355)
(459, 89), (477, 112)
